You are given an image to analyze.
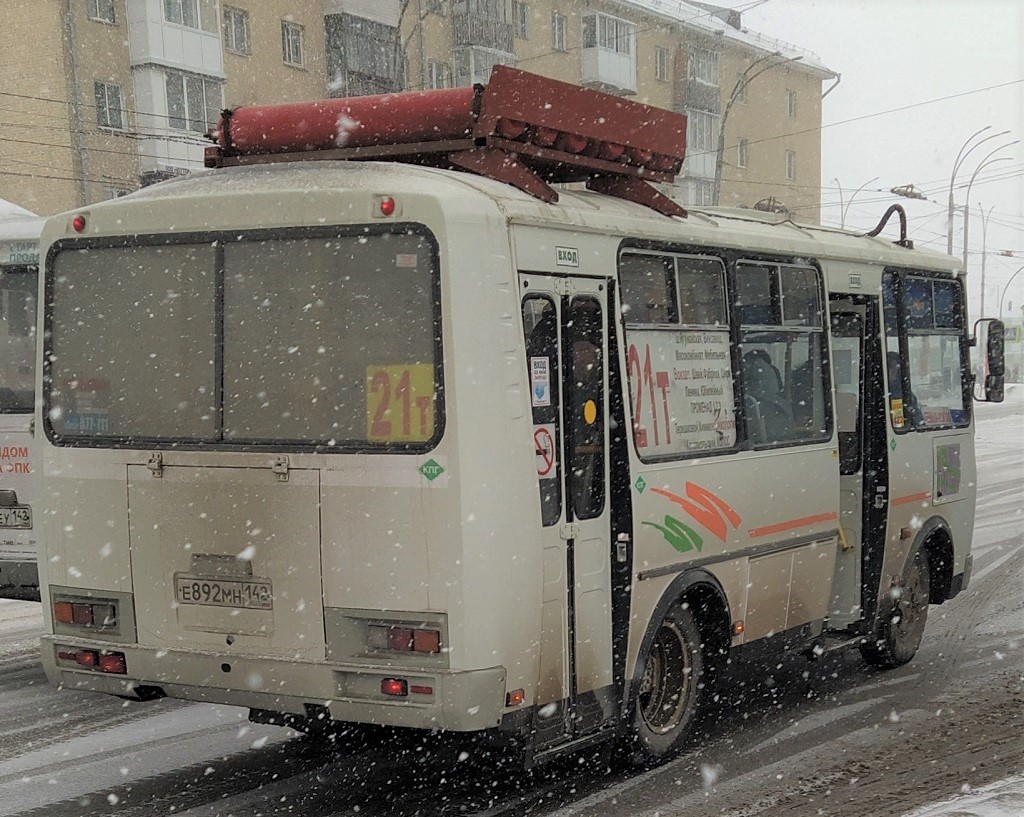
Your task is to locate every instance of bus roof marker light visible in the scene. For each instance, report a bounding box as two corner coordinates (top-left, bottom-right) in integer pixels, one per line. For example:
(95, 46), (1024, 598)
(379, 196), (396, 217)
(71, 215), (86, 233)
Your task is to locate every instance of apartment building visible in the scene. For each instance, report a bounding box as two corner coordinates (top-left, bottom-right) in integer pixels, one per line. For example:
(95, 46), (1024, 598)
(1, 0), (833, 219)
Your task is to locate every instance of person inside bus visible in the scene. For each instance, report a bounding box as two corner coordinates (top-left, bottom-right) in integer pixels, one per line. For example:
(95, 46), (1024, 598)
(887, 350), (922, 428)
(742, 349), (792, 443)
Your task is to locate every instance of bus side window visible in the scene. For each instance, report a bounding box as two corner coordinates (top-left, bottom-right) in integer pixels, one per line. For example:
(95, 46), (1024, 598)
(566, 297), (605, 520)
(523, 295), (562, 526)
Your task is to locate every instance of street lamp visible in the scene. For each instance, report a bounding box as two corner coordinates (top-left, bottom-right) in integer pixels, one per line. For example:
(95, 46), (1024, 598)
(946, 127), (1010, 255)
(998, 264), (1024, 321)
(713, 52), (803, 206)
(833, 176), (878, 228)
(978, 204), (995, 317)
(961, 140), (1018, 278)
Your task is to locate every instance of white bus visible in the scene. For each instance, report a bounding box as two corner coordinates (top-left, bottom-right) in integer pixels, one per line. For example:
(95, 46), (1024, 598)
(37, 68), (1003, 765)
(0, 202), (43, 601)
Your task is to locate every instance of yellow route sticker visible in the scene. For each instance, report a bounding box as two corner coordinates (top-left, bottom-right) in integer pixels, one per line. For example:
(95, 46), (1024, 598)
(366, 364), (435, 442)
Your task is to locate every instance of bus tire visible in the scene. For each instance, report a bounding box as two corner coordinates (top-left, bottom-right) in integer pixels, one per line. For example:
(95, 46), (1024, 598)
(630, 602), (706, 765)
(860, 547), (930, 669)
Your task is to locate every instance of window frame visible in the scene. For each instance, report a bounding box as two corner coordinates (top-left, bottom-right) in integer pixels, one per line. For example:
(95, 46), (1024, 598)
(427, 60), (451, 89)
(93, 81), (125, 131)
(618, 244), (738, 464)
(737, 137), (748, 168)
(281, 20), (305, 67)
(883, 269), (972, 434)
(222, 6), (250, 55)
(87, 0), (115, 24)
(164, 69), (221, 133)
(512, 0), (528, 38)
(552, 11), (567, 52)
(688, 47), (719, 85)
(43, 224), (445, 455)
(787, 89), (797, 118)
(654, 45), (669, 82)
(164, 0), (201, 29)
(735, 258), (832, 450)
(785, 149), (796, 181)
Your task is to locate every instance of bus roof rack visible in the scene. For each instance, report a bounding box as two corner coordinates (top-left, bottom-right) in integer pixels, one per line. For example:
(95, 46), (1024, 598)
(205, 66), (689, 218)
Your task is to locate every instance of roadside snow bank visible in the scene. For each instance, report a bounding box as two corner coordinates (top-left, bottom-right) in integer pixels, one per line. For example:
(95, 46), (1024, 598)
(903, 775), (1024, 816)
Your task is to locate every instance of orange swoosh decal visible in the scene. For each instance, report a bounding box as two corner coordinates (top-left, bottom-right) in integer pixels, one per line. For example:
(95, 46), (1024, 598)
(650, 483), (742, 542)
(747, 511), (838, 539)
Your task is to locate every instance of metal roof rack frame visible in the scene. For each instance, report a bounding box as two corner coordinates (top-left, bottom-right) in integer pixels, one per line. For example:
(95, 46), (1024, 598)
(205, 66), (689, 218)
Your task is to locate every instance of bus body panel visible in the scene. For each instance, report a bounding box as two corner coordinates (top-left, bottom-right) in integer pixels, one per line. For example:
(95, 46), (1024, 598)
(35, 161), (978, 747)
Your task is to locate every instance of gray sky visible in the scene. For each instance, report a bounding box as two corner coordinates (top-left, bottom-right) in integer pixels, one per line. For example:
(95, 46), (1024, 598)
(725, 0), (1024, 318)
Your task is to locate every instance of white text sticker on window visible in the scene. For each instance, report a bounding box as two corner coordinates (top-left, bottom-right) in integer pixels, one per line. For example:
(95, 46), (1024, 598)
(396, 253), (419, 268)
(530, 356), (551, 407)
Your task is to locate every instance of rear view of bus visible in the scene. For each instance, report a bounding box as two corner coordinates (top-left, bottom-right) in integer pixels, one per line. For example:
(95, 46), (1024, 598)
(0, 203), (43, 601)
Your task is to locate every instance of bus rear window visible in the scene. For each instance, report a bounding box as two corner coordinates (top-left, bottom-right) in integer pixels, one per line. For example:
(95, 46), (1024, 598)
(0, 268), (38, 413)
(46, 228), (441, 450)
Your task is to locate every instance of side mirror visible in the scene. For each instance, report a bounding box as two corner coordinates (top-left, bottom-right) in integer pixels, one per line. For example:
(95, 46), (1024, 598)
(973, 319), (1005, 403)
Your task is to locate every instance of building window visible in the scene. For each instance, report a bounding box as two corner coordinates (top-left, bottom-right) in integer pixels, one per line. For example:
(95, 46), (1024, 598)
(94, 81), (125, 130)
(688, 48), (719, 85)
(737, 137), (748, 168)
(428, 61), (451, 89)
(785, 149), (796, 181)
(282, 21), (305, 67)
(685, 108), (720, 152)
(223, 7), (249, 55)
(735, 74), (747, 103)
(583, 13), (633, 55)
(512, 1), (528, 39)
(787, 89), (797, 117)
(165, 70), (221, 133)
(425, 0), (446, 13)
(88, 0), (115, 24)
(552, 12), (566, 52)
(164, 0), (201, 28)
(654, 46), (669, 81)
(325, 14), (400, 98)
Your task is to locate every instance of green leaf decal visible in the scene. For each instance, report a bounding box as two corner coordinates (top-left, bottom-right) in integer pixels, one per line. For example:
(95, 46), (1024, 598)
(642, 515), (703, 554)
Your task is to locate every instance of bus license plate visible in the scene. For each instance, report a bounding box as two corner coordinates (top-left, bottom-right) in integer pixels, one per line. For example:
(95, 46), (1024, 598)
(0, 507), (31, 529)
(174, 576), (273, 610)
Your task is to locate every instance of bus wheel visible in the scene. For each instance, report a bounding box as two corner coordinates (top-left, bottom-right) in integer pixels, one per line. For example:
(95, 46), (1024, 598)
(631, 603), (705, 764)
(861, 548), (931, 669)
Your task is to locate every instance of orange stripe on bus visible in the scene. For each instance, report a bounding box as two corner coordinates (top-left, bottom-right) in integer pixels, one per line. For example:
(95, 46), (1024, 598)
(892, 491), (931, 506)
(748, 511), (838, 539)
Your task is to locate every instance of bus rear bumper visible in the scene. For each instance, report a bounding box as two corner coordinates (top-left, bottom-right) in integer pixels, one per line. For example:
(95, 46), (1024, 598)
(40, 636), (507, 732)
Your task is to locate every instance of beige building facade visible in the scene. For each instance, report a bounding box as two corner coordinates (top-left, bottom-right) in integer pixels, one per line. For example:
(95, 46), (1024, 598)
(1, 0), (833, 219)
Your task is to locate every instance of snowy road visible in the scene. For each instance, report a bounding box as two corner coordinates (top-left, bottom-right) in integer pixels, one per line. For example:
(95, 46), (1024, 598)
(0, 390), (1021, 817)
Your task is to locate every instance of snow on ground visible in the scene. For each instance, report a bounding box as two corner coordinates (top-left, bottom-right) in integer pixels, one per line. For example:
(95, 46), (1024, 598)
(903, 775), (1024, 817)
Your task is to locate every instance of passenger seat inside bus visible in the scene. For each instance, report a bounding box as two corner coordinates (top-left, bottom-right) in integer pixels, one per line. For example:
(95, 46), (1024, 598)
(742, 351), (792, 443)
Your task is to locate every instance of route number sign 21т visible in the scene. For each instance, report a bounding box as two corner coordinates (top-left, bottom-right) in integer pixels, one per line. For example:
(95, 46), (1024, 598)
(366, 364), (436, 443)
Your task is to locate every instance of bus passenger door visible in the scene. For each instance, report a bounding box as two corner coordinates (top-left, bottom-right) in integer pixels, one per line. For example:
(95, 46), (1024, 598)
(828, 298), (885, 631)
(520, 274), (614, 747)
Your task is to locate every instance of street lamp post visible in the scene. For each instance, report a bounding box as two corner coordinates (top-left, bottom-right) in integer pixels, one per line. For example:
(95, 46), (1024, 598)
(978, 204), (995, 316)
(946, 127), (1010, 255)
(998, 264), (1024, 321)
(961, 141), (1018, 280)
(713, 52), (802, 206)
(833, 176), (878, 228)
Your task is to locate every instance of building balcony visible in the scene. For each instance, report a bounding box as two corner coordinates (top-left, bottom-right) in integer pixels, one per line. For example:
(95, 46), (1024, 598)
(581, 46), (636, 96)
(453, 12), (514, 54)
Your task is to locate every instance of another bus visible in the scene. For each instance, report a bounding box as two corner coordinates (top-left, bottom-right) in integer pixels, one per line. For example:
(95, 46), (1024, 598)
(37, 68), (1003, 765)
(0, 202), (43, 601)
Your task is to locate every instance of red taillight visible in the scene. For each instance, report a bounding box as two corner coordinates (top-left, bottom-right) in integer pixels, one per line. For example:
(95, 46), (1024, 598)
(381, 678), (408, 697)
(387, 627), (414, 652)
(56, 650), (77, 662)
(99, 652), (127, 674)
(72, 604), (93, 626)
(54, 602), (74, 624)
(379, 196), (396, 216)
(75, 650), (99, 667)
(71, 214), (86, 232)
(410, 684), (433, 695)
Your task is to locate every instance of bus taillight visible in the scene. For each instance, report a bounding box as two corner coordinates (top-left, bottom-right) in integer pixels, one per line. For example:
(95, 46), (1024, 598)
(381, 678), (408, 697)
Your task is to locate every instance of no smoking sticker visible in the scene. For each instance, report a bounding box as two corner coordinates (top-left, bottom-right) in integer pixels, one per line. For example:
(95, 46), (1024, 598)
(533, 424), (557, 480)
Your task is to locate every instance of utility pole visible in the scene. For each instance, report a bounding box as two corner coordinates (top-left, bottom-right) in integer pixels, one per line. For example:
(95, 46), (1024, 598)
(979, 204), (995, 317)
(946, 127), (1009, 256)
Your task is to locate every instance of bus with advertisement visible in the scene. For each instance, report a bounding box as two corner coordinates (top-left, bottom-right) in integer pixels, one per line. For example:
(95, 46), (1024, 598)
(0, 203), (43, 601)
(35, 68), (1004, 765)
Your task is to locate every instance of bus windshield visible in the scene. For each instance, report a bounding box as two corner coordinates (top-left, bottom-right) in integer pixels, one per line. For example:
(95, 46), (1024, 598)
(0, 268), (37, 413)
(46, 229), (441, 449)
